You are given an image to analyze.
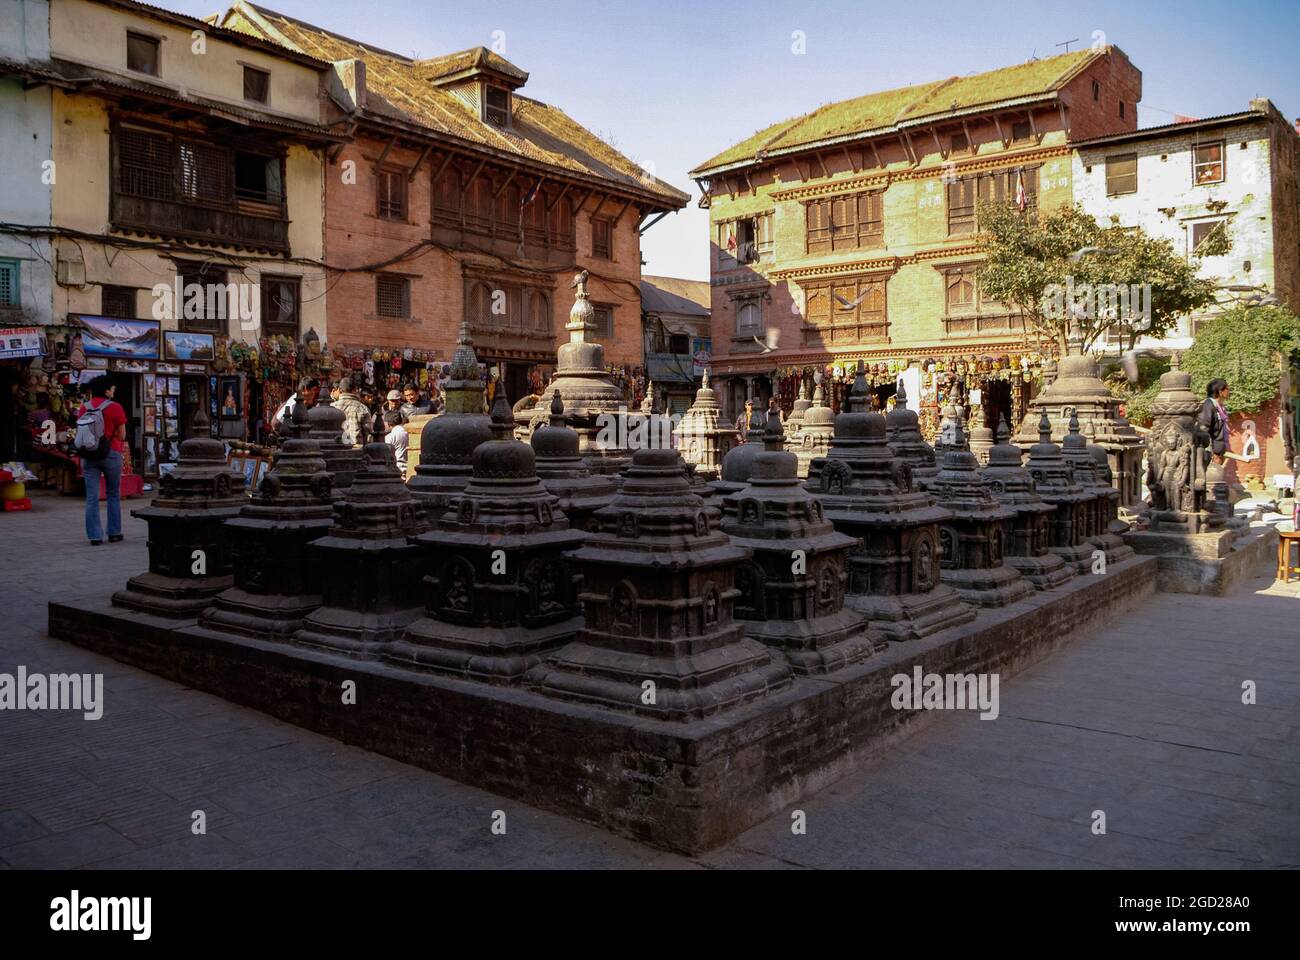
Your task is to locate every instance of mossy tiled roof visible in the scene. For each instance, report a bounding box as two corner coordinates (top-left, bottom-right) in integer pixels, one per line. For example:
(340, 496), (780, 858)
(219, 3), (687, 208)
(692, 48), (1101, 175)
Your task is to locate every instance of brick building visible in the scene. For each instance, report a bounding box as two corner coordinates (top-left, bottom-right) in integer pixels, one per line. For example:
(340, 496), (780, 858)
(217, 2), (688, 405)
(1071, 100), (1300, 483)
(689, 46), (1141, 430)
(640, 275), (711, 414)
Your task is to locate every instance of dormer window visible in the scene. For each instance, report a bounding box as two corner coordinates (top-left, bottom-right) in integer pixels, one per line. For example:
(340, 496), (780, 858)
(484, 85), (510, 126)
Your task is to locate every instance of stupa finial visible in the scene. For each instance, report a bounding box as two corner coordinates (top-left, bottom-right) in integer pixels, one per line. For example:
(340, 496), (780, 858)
(895, 379), (909, 410)
(490, 386), (513, 440)
(764, 401), (784, 451)
(1038, 410), (1052, 444)
(996, 413), (1010, 445)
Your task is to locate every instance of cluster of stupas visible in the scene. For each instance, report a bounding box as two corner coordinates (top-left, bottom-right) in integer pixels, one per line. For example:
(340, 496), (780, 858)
(112, 282), (1143, 733)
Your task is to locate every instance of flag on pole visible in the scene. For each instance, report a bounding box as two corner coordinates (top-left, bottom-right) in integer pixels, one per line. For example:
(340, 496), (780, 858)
(520, 179), (540, 208)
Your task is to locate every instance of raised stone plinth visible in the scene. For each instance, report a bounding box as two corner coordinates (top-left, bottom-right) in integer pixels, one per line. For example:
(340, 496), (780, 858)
(1124, 522), (1277, 595)
(49, 550), (1158, 854)
(112, 410), (246, 618)
(721, 408), (880, 674)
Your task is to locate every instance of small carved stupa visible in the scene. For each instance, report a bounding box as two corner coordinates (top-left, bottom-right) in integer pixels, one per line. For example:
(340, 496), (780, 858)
(387, 387), (586, 683)
(530, 391), (616, 533)
(1022, 410), (1095, 573)
(927, 416), (1033, 607)
(784, 379), (813, 439)
(793, 379), (835, 479)
(408, 318), (491, 517)
(294, 414), (428, 656)
(674, 369), (733, 481)
(806, 368), (974, 641)
(308, 399), (363, 491)
(721, 408), (881, 674)
(113, 410), (246, 618)
(1063, 412), (1134, 563)
(199, 400), (334, 640)
(981, 416), (1076, 590)
(885, 380), (939, 491)
(528, 270), (631, 475)
(529, 447), (792, 721)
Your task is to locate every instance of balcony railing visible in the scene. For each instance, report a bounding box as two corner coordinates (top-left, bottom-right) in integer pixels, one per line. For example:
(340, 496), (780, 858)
(111, 192), (288, 252)
(941, 311), (1028, 337)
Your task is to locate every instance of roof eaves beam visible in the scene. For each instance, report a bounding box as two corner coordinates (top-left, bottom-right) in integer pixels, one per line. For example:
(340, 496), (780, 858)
(375, 134), (398, 167)
(407, 143), (433, 181)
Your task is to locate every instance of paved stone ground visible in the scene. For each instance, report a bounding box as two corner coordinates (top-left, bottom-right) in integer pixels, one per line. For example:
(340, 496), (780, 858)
(2, 490), (1297, 869)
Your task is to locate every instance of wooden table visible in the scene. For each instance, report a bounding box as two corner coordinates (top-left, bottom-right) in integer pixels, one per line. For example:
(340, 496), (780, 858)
(1278, 529), (1300, 583)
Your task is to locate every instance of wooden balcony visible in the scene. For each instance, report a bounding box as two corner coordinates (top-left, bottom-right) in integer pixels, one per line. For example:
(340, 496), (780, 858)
(941, 311), (1028, 337)
(111, 192), (289, 253)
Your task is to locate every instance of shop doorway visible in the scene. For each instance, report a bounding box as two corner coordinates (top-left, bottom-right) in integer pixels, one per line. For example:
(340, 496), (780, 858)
(982, 379), (1013, 431)
(180, 375), (209, 440)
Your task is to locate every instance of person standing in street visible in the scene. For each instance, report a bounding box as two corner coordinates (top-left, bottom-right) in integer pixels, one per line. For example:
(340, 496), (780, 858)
(75, 376), (127, 546)
(382, 409), (410, 475)
(1198, 378), (1232, 463)
(272, 376), (321, 434)
(333, 376), (373, 447)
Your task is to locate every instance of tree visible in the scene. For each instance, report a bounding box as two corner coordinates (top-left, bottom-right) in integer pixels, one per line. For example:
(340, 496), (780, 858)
(1181, 304), (1300, 414)
(976, 201), (1229, 355)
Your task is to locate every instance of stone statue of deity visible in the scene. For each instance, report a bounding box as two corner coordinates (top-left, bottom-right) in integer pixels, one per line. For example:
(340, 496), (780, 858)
(1144, 355), (1221, 533)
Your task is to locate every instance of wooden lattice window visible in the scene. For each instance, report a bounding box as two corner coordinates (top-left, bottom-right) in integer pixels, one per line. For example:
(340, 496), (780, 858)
(466, 177), (493, 231)
(117, 127), (174, 200)
(948, 167), (1038, 235)
(433, 165), (460, 219)
(179, 140), (231, 203)
(376, 274), (410, 318)
(806, 192), (883, 253)
(101, 285), (137, 319)
(495, 182), (521, 232)
(590, 304), (614, 338)
(260, 275), (299, 335)
(549, 195), (573, 246)
(377, 168), (406, 220)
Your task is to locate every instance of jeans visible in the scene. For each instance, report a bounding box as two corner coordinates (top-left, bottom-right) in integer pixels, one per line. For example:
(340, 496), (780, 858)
(83, 450), (122, 542)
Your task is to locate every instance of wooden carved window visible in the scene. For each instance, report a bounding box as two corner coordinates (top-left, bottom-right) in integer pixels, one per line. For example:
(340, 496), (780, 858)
(948, 167), (1038, 235)
(549, 196), (574, 246)
(467, 281), (493, 328)
(806, 192), (883, 253)
(179, 140), (230, 204)
(736, 301), (761, 336)
(376, 274), (410, 318)
(590, 304), (614, 338)
(528, 290), (550, 332)
(117, 127), (174, 200)
(945, 266), (977, 313)
(800, 276), (888, 344)
(466, 177), (493, 231)
(522, 186), (546, 243)
(495, 182), (521, 233)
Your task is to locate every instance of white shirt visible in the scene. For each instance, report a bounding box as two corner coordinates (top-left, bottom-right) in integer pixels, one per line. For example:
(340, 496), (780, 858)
(385, 424), (409, 475)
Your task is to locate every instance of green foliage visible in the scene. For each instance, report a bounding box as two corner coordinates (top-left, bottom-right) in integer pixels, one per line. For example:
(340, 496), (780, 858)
(1103, 356), (1169, 427)
(976, 202), (1228, 354)
(1182, 305), (1300, 413)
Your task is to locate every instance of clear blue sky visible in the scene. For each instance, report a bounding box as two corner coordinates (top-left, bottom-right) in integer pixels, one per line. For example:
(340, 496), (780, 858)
(177, 0), (1300, 280)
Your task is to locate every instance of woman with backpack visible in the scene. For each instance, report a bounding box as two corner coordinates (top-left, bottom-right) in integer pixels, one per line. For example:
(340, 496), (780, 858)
(1198, 378), (1232, 464)
(75, 376), (127, 545)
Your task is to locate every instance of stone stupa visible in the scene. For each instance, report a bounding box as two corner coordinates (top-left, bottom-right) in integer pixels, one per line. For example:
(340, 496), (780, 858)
(530, 391), (617, 533)
(674, 368), (732, 481)
(793, 379), (835, 479)
(112, 409), (246, 618)
(721, 408), (881, 674)
(294, 413), (427, 656)
(927, 415), (1033, 608)
(1062, 412), (1134, 564)
(529, 446), (792, 721)
(1022, 410), (1095, 573)
(408, 318), (492, 518)
(387, 387), (586, 683)
(307, 398), (363, 492)
(807, 368), (974, 642)
(981, 416), (1076, 590)
(527, 270), (631, 476)
(784, 379), (813, 440)
(199, 401), (334, 640)
(885, 380), (939, 491)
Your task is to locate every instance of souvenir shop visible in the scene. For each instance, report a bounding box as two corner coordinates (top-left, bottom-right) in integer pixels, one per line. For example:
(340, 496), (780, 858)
(766, 350), (1049, 442)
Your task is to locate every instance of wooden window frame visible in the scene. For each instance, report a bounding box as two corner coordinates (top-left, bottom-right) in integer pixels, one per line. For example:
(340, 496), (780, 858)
(101, 284), (137, 319)
(590, 302), (614, 338)
(804, 192), (883, 255)
(0, 259), (20, 308)
(1192, 142), (1225, 186)
(483, 85), (510, 127)
(947, 166), (1038, 236)
(174, 262), (230, 335)
(260, 274), (300, 336)
(1189, 217), (1228, 257)
(591, 217), (613, 260)
(1105, 153), (1138, 196)
(242, 65), (270, 104)
(375, 273), (411, 319)
(799, 275), (889, 345)
(376, 166), (408, 221)
(126, 31), (160, 77)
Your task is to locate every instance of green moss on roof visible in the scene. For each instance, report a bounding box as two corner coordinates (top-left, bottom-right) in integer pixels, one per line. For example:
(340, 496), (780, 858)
(693, 48), (1099, 175)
